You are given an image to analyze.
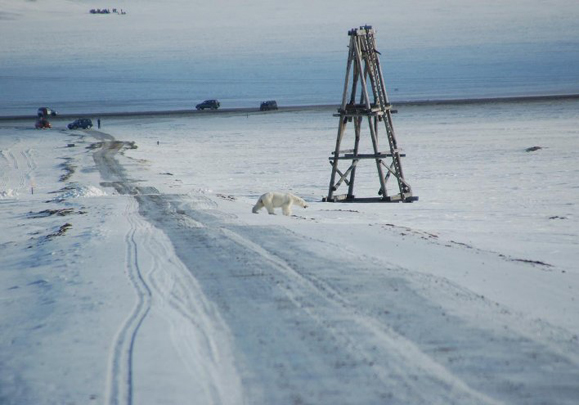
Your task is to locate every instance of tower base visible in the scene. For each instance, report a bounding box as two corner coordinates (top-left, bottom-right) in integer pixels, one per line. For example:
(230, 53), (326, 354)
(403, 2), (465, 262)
(322, 194), (419, 203)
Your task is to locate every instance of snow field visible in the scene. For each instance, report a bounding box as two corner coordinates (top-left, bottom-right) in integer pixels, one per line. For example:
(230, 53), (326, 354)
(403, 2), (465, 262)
(1, 99), (579, 404)
(117, 101), (579, 273)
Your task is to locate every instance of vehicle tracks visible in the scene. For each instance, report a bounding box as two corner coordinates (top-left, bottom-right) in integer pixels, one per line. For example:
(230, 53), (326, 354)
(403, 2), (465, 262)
(147, 192), (579, 404)
(91, 130), (244, 405)
(0, 137), (37, 195)
(90, 129), (579, 405)
(106, 198), (152, 405)
(218, 227), (499, 404)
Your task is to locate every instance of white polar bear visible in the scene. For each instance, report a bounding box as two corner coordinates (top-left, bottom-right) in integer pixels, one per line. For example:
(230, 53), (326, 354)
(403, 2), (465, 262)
(252, 192), (308, 216)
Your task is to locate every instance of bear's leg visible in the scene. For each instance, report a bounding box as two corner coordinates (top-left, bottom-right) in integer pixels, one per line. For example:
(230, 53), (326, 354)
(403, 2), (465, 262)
(282, 204), (292, 216)
(266, 205), (276, 215)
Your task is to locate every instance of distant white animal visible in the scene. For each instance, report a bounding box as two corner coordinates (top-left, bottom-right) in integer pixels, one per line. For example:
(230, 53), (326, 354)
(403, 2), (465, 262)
(252, 192), (308, 216)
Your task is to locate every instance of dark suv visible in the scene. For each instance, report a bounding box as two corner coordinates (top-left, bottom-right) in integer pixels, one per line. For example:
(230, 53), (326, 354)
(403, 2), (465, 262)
(196, 99), (220, 110)
(260, 100), (278, 111)
(68, 118), (93, 130)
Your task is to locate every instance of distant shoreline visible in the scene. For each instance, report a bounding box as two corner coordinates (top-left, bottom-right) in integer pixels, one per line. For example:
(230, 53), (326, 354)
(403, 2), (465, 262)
(2, 93), (578, 121)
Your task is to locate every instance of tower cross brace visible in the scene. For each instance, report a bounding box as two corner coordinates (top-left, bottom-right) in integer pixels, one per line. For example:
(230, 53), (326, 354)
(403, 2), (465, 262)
(324, 26), (417, 203)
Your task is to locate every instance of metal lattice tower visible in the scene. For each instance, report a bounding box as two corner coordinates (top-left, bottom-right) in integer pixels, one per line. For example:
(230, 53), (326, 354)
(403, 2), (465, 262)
(324, 26), (417, 203)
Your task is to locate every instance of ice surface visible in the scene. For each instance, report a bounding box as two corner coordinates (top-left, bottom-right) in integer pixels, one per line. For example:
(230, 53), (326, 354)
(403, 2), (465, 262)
(1, 0), (579, 115)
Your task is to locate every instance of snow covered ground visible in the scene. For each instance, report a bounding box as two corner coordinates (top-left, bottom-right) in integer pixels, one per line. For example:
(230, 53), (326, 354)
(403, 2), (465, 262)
(1, 99), (578, 404)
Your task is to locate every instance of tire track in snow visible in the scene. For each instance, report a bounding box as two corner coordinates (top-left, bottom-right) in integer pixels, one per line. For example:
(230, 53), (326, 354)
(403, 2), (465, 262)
(0, 138), (32, 195)
(7, 149), (27, 192)
(106, 195), (244, 405)
(139, 207), (245, 404)
(219, 227), (499, 405)
(7, 150), (25, 191)
(217, 224), (579, 404)
(91, 130), (245, 405)
(152, 188), (579, 403)
(0, 149), (10, 168)
(106, 197), (152, 405)
(90, 129), (579, 404)
(0, 149), (10, 191)
(143, 195), (495, 403)
(21, 148), (37, 191)
(0, 136), (39, 196)
(22, 148), (37, 174)
(7, 150), (19, 170)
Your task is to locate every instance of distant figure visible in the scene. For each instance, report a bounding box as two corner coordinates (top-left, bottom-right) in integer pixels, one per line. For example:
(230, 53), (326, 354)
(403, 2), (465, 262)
(157, 141), (159, 145)
(98, 118), (101, 129)
(525, 146), (542, 152)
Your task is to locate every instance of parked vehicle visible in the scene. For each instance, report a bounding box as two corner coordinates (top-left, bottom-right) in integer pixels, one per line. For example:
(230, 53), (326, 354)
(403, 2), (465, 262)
(196, 100), (220, 110)
(260, 100), (278, 111)
(35, 118), (51, 129)
(37, 107), (57, 117)
(67, 118), (93, 130)
(90, 8), (111, 14)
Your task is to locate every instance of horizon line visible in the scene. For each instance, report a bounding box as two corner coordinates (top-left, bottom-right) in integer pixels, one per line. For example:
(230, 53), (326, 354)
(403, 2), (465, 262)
(2, 93), (578, 121)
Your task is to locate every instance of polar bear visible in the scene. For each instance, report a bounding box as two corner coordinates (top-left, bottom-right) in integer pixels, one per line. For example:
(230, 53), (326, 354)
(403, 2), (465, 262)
(252, 192), (308, 216)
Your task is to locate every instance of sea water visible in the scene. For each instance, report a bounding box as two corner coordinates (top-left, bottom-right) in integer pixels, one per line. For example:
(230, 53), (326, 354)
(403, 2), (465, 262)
(1, 0), (578, 116)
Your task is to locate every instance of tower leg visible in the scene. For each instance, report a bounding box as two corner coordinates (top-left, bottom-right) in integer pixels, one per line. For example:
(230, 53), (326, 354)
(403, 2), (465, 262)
(382, 112), (412, 198)
(347, 117), (362, 198)
(327, 117), (348, 201)
(367, 116), (388, 198)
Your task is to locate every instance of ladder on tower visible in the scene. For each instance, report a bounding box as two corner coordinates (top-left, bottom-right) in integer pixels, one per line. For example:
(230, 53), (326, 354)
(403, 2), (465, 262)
(324, 25), (417, 203)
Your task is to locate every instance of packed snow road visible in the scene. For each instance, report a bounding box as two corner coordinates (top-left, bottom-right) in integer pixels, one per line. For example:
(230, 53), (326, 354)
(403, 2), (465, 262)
(88, 129), (579, 404)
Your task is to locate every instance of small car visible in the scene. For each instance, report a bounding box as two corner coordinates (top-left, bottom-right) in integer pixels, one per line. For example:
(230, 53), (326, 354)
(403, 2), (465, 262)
(260, 100), (278, 111)
(37, 107), (57, 117)
(35, 118), (51, 129)
(68, 118), (93, 130)
(196, 100), (220, 110)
